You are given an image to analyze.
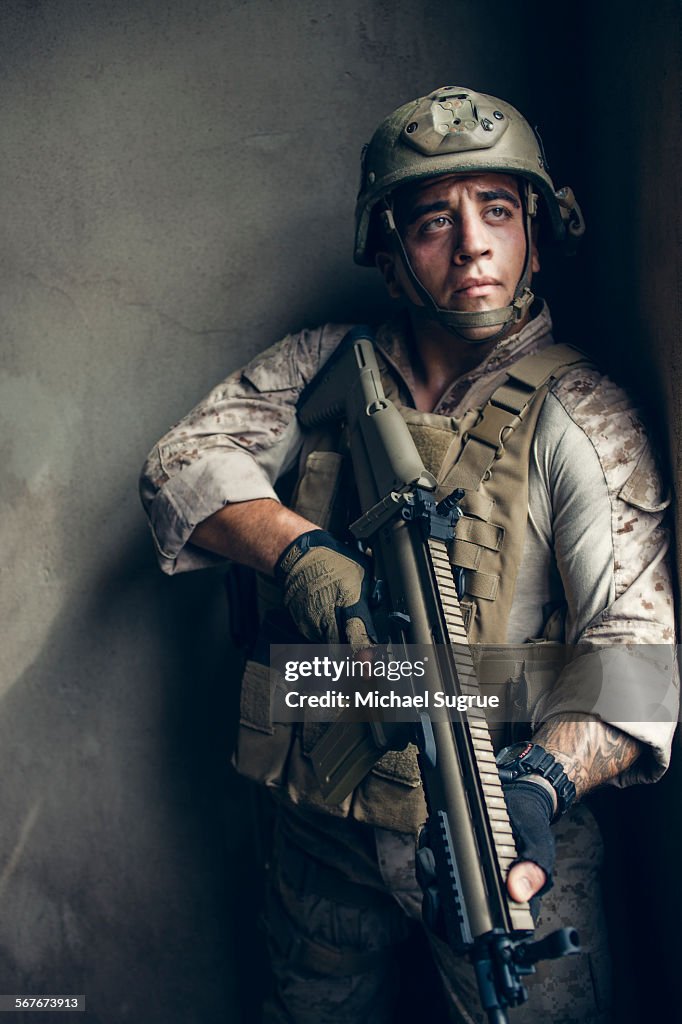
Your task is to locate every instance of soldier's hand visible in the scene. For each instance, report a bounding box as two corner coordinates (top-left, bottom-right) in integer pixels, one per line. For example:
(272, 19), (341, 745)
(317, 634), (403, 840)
(275, 529), (377, 649)
(503, 780), (555, 921)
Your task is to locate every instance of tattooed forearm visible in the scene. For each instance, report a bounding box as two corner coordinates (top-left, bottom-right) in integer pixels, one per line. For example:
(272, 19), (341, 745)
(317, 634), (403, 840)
(534, 713), (643, 799)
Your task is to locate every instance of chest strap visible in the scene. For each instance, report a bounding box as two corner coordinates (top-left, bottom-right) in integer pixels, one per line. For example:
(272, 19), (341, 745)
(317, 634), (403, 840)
(440, 344), (587, 495)
(440, 344), (592, 620)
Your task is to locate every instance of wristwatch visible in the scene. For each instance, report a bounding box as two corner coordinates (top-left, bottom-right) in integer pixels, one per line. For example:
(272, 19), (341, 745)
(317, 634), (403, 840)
(496, 741), (576, 818)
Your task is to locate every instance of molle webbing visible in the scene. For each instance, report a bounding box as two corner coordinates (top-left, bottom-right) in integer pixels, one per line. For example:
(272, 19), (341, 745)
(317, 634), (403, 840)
(233, 341), (593, 834)
(288, 343), (590, 641)
(402, 344), (590, 641)
(439, 344), (589, 494)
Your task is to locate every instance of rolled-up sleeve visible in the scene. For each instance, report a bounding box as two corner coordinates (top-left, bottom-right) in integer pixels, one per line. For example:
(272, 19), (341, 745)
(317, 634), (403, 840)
(530, 369), (678, 784)
(140, 323), (351, 573)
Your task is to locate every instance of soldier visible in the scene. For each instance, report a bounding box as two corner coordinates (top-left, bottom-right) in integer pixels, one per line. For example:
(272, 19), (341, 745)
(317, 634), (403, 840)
(140, 86), (677, 1023)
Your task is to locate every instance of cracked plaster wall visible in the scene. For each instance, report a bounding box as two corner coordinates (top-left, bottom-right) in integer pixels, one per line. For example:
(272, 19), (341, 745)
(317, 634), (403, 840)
(0, 1), (679, 1021)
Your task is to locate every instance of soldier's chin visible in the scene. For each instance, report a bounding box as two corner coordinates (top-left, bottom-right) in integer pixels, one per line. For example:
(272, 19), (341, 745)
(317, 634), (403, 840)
(451, 322), (504, 344)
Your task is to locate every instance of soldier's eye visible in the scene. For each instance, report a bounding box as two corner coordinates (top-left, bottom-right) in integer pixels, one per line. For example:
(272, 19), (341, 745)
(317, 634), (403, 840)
(421, 216), (451, 234)
(486, 206), (512, 220)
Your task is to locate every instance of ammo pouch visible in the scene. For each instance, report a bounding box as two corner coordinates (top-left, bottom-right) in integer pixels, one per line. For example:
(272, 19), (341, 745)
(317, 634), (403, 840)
(231, 342), (590, 835)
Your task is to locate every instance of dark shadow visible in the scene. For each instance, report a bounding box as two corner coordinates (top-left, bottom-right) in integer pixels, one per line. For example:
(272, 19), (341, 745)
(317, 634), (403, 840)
(0, 526), (249, 1023)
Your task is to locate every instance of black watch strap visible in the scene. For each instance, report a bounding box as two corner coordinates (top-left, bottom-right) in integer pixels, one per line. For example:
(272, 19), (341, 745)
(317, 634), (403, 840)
(496, 742), (576, 818)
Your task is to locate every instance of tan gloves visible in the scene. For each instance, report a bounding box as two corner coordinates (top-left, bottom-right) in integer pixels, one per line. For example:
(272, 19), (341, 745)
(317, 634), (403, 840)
(275, 530), (377, 649)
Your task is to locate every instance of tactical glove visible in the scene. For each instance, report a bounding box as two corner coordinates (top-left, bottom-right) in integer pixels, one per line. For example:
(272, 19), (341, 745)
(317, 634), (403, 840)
(503, 780), (556, 921)
(275, 529), (377, 649)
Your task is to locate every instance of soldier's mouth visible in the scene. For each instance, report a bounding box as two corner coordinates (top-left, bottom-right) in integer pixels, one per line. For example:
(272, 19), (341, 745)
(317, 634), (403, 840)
(454, 277), (501, 296)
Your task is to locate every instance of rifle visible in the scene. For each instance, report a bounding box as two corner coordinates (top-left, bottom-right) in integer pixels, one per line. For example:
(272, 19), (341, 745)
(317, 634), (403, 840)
(295, 325), (579, 1024)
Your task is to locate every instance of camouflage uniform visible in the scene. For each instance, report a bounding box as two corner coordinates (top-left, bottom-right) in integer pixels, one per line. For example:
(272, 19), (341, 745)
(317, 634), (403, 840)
(262, 802), (610, 1024)
(140, 303), (676, 1023)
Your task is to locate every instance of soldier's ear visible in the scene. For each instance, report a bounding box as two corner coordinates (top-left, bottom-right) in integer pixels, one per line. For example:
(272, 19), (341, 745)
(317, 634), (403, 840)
(376, 251), (404, 299)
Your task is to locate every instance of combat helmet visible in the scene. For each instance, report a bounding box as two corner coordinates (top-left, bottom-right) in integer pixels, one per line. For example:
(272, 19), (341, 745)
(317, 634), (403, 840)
(355, 85), (585, 341)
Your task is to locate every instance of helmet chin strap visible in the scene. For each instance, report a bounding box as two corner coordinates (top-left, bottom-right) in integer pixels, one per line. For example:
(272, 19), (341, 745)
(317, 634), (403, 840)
(379, 184), (536, 345)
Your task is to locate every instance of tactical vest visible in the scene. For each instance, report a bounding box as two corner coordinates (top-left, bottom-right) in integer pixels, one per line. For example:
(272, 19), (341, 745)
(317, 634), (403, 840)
(232, 343), (591, 834)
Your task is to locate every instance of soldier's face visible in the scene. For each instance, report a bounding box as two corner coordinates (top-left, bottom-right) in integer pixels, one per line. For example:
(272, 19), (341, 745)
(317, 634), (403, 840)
(378, 172), (539, 338)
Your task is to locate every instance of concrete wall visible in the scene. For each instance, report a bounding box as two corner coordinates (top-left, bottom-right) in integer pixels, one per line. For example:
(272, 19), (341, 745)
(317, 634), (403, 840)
(0, 1), (678, 1021)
